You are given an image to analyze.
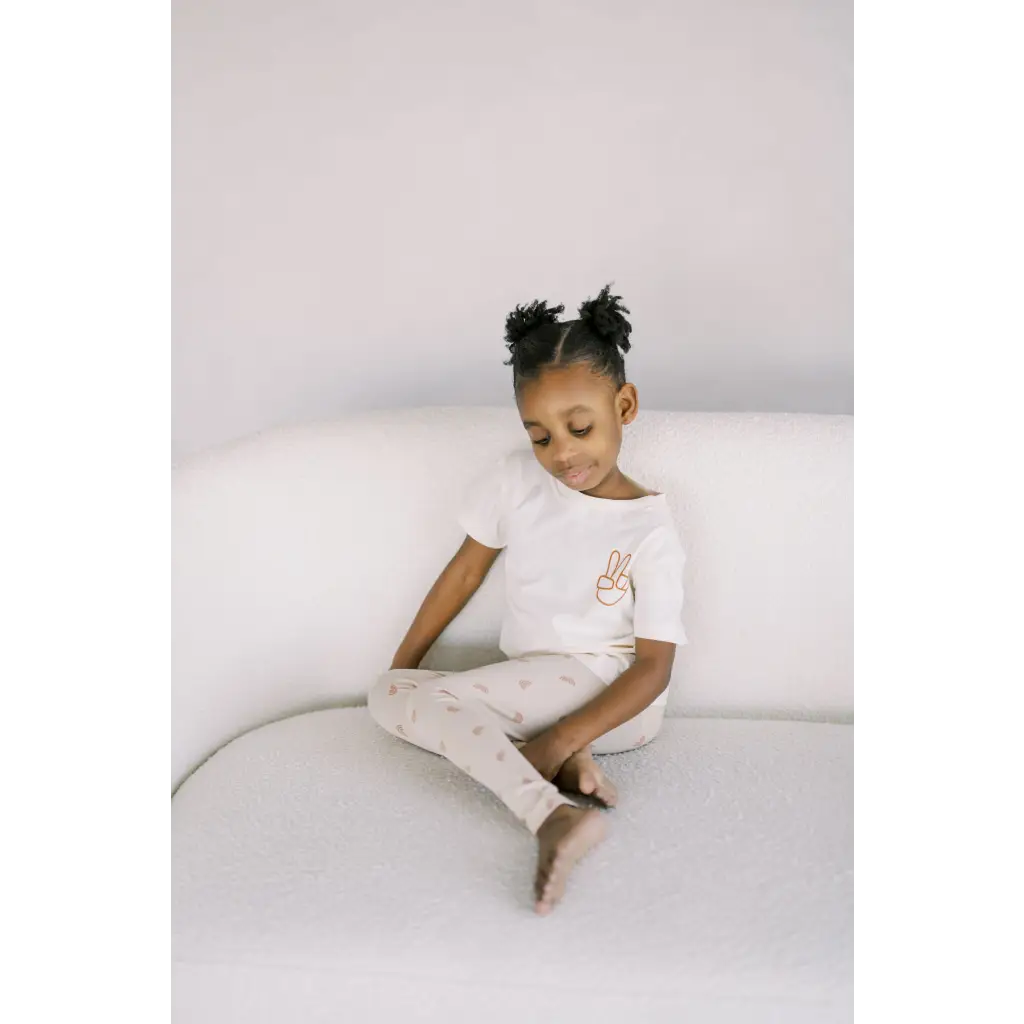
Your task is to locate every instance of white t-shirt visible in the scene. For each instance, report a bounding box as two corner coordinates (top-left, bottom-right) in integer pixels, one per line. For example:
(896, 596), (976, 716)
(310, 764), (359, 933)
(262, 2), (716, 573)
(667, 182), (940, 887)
(458, 450), (687, 704)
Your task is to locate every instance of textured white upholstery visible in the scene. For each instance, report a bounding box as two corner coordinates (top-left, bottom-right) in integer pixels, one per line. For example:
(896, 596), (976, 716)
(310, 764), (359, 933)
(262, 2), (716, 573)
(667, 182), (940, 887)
(173, 711), (852, 1023)
(173, 408), (852, 790)
(172, 408), (853, 1022)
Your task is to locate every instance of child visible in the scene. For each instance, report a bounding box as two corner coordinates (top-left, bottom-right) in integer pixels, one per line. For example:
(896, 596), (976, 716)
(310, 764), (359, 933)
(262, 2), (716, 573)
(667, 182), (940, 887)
(368, 285), (687, 915)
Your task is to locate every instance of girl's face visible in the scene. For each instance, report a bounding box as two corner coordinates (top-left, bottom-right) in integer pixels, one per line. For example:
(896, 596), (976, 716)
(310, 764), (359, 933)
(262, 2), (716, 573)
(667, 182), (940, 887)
(516, 362), (639, 496)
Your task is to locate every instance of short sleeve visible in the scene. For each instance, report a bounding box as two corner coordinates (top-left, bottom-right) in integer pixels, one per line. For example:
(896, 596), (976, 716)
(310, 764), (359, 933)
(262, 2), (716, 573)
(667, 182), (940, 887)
(631, 525), (688, 646)
(457, 455), (514, 549)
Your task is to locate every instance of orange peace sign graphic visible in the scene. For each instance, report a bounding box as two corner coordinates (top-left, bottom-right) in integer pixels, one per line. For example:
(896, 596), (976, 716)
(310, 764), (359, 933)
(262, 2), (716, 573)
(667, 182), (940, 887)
(596, 549), (632, 606)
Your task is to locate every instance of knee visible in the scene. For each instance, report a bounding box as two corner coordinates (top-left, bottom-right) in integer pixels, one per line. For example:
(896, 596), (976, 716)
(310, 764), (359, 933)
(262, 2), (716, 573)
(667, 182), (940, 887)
(366, 670), (403, 727)
(402, 676), (452, 719)
(367, 669), (449, 727)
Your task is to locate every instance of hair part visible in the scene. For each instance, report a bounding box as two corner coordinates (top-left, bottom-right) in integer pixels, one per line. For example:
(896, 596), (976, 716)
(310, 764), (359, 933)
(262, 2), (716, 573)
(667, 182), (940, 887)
(503, 284), (632, 390)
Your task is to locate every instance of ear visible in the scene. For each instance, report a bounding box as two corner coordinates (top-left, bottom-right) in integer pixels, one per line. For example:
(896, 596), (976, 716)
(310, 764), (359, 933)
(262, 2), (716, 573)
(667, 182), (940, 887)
(617, 383), (639, 426)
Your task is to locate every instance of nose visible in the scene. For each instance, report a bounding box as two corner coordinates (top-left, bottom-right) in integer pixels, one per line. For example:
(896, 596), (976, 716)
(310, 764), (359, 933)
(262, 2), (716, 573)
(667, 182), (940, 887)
(550, 436), (578, 471)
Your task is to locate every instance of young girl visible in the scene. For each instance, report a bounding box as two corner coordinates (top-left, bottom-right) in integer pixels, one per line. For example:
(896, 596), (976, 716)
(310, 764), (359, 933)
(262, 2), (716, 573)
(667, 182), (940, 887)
(367, 285), (687, 915)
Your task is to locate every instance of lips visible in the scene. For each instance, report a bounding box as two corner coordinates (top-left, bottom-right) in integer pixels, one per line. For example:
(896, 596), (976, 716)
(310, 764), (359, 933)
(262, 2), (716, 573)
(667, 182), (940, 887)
(560, 465), (594, 488)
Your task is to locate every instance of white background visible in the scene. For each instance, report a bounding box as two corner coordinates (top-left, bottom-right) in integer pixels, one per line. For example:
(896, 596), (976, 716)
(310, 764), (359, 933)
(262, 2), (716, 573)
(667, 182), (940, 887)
(173, 0), (852, 459)
(7, 1), (1023, 1020)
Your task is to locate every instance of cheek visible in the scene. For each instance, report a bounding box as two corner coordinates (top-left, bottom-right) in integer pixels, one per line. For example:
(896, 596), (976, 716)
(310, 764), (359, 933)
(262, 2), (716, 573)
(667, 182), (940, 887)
(531, 446), (554, 469)
(586, 427), (614, 454)
(591, 434), (620, 466)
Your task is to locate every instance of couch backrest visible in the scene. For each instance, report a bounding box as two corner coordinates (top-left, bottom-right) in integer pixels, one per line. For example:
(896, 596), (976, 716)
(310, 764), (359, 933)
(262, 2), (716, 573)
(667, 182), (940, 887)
(173, 408), (852, 789)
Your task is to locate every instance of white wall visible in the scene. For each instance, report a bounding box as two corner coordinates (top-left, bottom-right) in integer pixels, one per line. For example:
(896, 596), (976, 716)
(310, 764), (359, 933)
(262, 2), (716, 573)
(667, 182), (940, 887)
(173, 0), (851, 460)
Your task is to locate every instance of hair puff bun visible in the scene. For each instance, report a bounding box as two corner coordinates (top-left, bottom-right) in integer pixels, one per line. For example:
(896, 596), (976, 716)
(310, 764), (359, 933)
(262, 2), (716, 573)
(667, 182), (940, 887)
(578, 284), (632, 352)
(504, 299), (565, 351)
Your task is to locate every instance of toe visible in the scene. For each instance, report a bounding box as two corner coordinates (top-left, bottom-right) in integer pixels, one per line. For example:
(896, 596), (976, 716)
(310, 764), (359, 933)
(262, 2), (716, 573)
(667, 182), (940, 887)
(542, 860), (567, 906)
(535, 879), (555, 914)
(534, 859), (553, 902)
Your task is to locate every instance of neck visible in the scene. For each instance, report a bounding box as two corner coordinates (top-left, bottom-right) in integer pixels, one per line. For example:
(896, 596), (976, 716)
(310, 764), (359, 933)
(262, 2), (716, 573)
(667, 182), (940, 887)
(583, 465), (633, 500)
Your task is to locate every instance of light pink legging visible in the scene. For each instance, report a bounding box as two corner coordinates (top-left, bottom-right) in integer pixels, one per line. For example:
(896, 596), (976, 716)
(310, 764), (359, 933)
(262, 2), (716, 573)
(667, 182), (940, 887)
(367, 655), (664, 834)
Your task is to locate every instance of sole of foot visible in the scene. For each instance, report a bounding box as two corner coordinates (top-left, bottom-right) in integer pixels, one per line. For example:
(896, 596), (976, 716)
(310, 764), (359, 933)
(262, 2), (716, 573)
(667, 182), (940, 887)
(554, 747), (618, 808)
(534, 805), (607, 915)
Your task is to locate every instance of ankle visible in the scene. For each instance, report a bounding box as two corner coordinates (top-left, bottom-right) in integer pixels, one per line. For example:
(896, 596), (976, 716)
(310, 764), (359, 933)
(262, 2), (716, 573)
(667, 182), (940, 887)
(538, 803), (580, 831)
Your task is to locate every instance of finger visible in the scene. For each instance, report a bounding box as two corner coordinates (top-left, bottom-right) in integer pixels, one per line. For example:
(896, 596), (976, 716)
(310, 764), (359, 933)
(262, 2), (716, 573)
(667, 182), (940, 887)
(614, 553), (632, 581)
(606, 549), (620, 576)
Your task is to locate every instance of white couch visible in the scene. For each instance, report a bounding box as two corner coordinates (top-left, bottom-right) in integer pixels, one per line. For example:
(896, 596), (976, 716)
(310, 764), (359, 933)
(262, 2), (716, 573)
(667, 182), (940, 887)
(172, 407), (853, 1024)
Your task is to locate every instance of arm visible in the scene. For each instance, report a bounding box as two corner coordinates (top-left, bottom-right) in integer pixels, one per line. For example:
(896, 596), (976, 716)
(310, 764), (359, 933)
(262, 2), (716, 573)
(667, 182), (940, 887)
(390, 535), (502, 670)
(520, 638), (676, 776)
(524, 523), (686, 777)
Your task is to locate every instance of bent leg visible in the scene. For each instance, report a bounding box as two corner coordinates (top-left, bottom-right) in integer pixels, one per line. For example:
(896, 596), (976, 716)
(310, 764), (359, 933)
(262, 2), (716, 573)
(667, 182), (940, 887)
(369, 658), (609, 833)
(367, 668), (449, 755)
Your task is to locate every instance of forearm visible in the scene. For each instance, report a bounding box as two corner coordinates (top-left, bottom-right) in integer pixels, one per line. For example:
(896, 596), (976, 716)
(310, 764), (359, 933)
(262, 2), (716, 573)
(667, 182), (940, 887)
(551, 659), (670, 753)
(390, 557), (487, 670)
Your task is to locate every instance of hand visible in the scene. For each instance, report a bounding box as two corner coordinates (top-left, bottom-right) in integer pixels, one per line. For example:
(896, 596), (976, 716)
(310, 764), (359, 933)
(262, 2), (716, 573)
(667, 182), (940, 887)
(518, 727), (575, 782)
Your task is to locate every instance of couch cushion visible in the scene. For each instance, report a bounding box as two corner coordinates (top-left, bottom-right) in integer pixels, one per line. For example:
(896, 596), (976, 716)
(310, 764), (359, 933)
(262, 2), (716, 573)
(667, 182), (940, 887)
(173, 709), (852, 1024)
(173, 410), (853, 789)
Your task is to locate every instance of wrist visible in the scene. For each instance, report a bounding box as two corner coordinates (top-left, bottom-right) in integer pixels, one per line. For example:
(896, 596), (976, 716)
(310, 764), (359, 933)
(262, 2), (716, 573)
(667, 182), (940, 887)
(549, 717), (585, 758)
(390, 647), (424, 671)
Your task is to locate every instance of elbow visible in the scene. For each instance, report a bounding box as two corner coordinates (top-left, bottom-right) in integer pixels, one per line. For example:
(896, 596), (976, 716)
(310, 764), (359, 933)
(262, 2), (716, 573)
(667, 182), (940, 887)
(634, 660), (671, 696)
(634, 648), (675, 695)
(452, 563), (487, 597)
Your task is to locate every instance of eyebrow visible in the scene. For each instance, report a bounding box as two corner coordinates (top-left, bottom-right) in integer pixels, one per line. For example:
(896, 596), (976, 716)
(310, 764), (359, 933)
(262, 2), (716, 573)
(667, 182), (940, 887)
(522, 405), (593, 429)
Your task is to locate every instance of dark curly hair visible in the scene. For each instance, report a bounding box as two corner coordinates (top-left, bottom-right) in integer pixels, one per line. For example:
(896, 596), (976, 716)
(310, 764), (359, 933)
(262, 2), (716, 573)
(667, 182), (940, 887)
(503, 284), (633, 390)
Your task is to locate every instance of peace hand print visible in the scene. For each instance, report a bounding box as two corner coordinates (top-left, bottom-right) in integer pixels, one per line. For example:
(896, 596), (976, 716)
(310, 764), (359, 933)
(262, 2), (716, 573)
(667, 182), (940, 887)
(596, 549), (632, 606)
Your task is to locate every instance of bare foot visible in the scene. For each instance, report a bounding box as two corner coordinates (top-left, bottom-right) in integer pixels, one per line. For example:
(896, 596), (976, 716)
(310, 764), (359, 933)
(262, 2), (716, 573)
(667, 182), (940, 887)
(534, 805), (606, 915)
(554, 747), (618, 807)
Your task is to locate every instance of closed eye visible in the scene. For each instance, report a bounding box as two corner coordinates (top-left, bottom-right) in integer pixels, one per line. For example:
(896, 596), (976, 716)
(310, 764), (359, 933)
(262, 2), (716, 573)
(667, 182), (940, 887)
(530, 426), (590, 445)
